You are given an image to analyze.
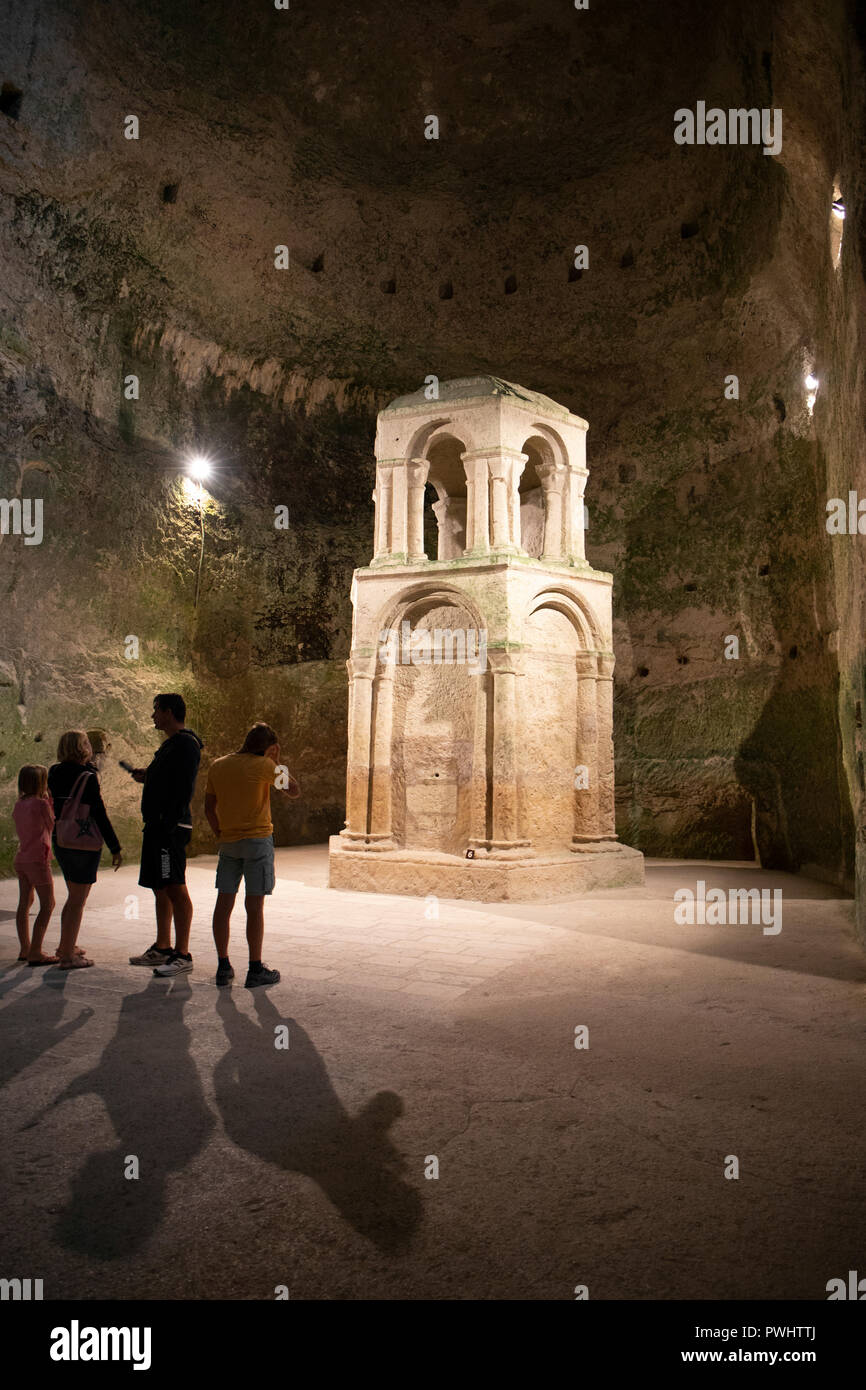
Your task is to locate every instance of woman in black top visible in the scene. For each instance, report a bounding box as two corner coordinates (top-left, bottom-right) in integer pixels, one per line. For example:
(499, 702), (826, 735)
(48, 730), (123, 969)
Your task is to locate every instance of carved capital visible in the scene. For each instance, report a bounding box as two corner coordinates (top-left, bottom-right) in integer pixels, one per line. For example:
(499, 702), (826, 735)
(536, 460), (568, 494)
(407, 457), (430, 488)
(574, 650), (600, 677)
(347, 652), (377, 682)
(486, 646), (524, 677)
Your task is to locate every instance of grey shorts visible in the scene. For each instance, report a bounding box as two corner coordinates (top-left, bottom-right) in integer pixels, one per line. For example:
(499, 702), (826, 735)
(215, 836), (275, 896)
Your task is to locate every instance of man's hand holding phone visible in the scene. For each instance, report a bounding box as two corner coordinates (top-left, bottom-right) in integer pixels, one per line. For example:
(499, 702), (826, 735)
(119, 759), (147, 784)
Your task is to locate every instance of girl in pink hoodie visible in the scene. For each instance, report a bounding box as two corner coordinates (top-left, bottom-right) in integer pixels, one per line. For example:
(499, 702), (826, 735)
(13, 764), (57, 965)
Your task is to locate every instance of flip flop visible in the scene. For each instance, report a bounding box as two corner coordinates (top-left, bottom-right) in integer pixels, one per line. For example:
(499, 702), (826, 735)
(59, 956), (94, 970)
(28, 956), (60, 967)
(17, 955), (28, 963)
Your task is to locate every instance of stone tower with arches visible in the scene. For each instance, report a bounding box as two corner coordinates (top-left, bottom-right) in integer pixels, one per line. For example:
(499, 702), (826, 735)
(328, 376), (644, 900)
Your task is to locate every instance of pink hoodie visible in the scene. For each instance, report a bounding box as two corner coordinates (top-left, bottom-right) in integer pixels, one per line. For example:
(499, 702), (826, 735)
(13, 795), (54, 863)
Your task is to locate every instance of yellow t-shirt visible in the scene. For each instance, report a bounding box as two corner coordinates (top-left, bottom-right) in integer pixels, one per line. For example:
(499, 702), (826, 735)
(205, 753), (277, 842)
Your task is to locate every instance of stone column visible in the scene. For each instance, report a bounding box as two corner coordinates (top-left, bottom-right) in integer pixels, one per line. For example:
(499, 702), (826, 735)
(487, 648), (531, 854)
(389, 463), (409, 562)
(432, 498), (448, 560)
(596, 651), (618, 840)
(371, 488), (380, 555)
(339, 653), (376, 846)
(489, 458), (510, 550)
(462, 452), (490, 555)
(432, 496), (466, 560)
(367, 660), (397, 847)
(373, 463), (394, 560)
(567, 466), (589, 563)
(508, 452), (528, 552)
(406, 457), (430, 563)
(468, 664), (490, 851)
(537, 461), (567, 560)
(571, 650), (601, 847)
(467, 447), (522, 550)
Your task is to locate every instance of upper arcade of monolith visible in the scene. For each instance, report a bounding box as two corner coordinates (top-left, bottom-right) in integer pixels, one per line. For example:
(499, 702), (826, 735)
(370, 375), (590, 567)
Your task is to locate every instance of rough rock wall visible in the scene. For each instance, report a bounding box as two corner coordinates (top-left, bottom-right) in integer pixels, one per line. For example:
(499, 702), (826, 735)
(818, 3), (866, 936)
(0, 0), (864, 919)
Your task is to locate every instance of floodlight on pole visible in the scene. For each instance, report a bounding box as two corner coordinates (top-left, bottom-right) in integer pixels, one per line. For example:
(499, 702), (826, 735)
(187, 455), (212, 482)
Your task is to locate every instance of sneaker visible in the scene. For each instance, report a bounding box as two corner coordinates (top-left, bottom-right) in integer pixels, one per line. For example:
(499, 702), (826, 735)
(245, 964), (280, 989)
(153, 952), (193, 977)
(130, 944), (173, 968)
(216, 962), (235, 987)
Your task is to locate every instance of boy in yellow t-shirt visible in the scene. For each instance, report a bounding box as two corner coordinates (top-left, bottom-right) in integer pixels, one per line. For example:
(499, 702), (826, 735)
(204, 722), (300, 988)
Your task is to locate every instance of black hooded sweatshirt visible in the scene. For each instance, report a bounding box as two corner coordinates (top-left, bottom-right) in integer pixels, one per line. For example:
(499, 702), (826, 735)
(140, 728), (204, 831)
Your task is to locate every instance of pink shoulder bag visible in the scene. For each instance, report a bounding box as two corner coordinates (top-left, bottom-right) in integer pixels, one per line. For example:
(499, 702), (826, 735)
(55, 771), (105, 852)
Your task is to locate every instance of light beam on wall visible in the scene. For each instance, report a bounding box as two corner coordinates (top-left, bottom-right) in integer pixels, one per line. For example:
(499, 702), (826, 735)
(182, 454), (213, 607)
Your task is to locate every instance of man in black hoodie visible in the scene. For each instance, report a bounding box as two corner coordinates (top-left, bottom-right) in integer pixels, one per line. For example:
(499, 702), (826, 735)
(128, 694), (204, 976)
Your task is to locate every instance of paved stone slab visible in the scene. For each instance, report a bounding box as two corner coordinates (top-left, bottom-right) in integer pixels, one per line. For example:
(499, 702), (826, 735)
(1, 846), (864, 1301)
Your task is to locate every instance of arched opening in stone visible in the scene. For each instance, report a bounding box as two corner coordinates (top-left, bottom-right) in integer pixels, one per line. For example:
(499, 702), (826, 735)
(426, 434), (468, 559)
(422, 481), (438, 560)
(518, 439), (546, 557)
(519, 604), (581, 849)
(520, 434), (562, 558)
(390, 599), (478, 853)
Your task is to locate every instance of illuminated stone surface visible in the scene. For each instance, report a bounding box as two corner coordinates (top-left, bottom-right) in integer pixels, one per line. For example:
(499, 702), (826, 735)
(329, 379), (644, 899)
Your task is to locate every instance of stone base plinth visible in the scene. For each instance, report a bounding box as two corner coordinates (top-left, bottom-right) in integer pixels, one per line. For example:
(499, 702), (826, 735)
(328, 838), (644, 902)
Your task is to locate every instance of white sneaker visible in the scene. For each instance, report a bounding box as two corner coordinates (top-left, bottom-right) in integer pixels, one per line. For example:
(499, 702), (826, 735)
(153, 952), (193, 977)
(130, 944), (172, 967)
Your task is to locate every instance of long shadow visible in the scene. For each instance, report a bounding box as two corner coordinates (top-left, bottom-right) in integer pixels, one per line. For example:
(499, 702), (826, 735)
(0, 962), (33, 1004)
(49, 977), (214, 1259)
(0, 971), (93, 1091)
(213, 990), (422, 1253)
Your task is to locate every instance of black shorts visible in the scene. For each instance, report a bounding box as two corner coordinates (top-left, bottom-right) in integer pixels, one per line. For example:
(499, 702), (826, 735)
(138, 825), (191, 890)
(52, 833), (101, 886)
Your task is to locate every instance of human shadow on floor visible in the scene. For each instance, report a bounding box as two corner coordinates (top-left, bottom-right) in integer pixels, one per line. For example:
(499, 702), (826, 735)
(0, 972), (93, 1091)
(50, 977), (214, 1259)
(213, 990), (422, 1253)
(0, 963), (32, 1002)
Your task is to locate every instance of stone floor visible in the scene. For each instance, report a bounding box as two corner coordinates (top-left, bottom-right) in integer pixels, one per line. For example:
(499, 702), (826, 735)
(0, 847), (863, 1300)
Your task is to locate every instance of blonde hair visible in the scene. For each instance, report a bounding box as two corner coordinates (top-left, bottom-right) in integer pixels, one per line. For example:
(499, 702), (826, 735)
(57, 730), (90, 764)
(18, 764), (48, 798)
